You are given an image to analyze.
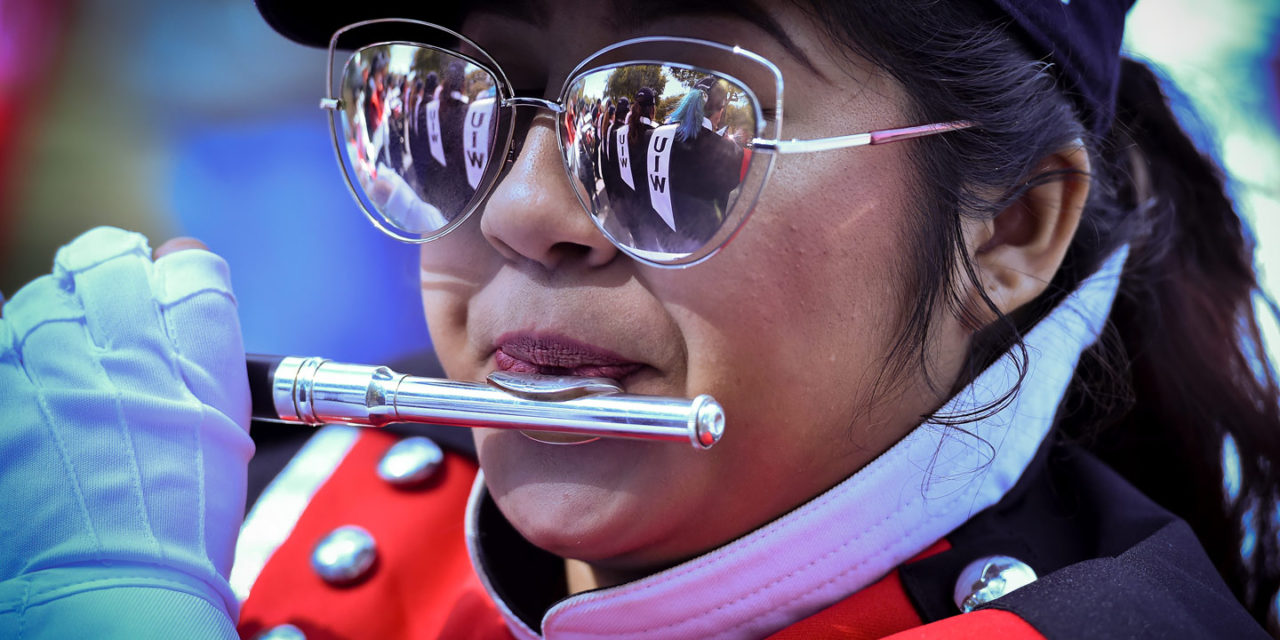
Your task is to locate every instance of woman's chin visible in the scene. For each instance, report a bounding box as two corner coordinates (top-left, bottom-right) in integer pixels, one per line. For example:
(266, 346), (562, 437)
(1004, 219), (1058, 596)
(476, 428), (680, 564)
(492, 476), (647, 562)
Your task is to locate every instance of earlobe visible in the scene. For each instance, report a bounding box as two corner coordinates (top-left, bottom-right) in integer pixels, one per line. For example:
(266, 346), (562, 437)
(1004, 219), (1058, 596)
(970, 144), (1091, 320)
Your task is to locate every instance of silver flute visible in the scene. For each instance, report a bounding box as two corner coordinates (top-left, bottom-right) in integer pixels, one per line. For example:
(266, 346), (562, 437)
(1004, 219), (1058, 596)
(248, 355), (724, 450)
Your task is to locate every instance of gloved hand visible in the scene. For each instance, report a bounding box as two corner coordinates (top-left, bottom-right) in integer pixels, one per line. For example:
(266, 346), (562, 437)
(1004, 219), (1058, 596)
(0, 227), (252, 637)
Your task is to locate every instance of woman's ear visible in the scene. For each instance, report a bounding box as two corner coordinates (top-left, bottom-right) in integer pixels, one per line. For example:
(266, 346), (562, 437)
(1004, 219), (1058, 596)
(968, 144), (1091, 320)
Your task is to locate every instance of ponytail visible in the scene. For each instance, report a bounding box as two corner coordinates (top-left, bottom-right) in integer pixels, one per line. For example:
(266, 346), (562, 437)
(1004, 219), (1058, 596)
(627, 103), (653, 146)
(668, 89), (707, 142)
(1062, 58), (1280, 623)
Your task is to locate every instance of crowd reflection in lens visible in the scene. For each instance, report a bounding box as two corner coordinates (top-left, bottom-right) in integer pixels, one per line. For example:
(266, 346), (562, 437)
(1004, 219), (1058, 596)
(567, 68), (753, 255)
(341, 45), (499, 235)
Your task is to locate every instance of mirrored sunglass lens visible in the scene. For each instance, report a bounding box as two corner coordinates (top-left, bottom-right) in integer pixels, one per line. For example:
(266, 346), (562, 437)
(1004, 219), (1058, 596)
(338, 43), (499, 236)
(563, 64), (757, 261)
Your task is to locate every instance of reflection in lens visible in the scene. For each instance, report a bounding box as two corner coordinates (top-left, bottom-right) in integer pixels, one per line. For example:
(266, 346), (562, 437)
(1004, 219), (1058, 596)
(338, 44), (499, 236)
(563, 64), (755, 260)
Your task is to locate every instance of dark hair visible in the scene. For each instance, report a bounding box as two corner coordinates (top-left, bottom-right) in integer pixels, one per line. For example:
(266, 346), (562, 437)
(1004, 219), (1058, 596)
(696, 76), (730, 121)
(626, 104), (647, 145)
(442, 60), (466, 99)
(627, 88), (657, 145)
(799, 0), (1280, 630)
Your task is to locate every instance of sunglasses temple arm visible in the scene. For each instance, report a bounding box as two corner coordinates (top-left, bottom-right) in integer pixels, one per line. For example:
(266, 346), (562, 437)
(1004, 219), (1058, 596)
(752, 120), (972, 154)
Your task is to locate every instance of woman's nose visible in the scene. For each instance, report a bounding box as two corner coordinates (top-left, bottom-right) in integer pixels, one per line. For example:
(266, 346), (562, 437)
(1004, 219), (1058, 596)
(480, 114), (619, 271)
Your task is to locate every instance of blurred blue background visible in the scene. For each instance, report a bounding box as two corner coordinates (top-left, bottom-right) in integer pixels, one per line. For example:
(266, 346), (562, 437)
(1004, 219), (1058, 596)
(1, 0), (431, 365)
(1, 0), (1277, 367)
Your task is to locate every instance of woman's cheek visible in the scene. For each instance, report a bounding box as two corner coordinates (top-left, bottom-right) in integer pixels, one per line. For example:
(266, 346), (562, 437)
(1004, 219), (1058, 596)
(419, 249), (491, 380)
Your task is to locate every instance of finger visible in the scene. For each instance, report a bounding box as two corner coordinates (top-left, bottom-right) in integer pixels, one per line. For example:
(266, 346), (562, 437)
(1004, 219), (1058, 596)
(152, 246), (249, 430)
(53, 227), (189, 402)
(154, 237), (209, 260)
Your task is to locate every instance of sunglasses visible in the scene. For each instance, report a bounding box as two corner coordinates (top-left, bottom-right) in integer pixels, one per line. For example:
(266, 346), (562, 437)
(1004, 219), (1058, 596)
(323, 19), (970, 267)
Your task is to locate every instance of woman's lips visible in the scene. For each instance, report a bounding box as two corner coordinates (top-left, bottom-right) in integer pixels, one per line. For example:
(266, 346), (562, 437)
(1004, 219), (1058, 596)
(494, 333), (644, 381)
(493, 333), (645, 446)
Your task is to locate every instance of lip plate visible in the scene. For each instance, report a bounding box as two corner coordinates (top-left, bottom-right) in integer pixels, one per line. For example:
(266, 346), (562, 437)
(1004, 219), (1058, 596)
(490, 332), (652, 445)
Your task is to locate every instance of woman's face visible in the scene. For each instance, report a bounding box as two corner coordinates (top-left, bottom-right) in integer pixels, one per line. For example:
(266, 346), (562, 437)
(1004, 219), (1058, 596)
(419, 1), (974, 572)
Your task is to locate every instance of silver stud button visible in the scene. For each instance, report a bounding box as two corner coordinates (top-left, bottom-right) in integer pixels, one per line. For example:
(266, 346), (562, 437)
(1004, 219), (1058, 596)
(377, 436), (444, 487)
(953, 555), (1037, 613)
(312, 525), (377, 586)
(255, 624), (306, 640)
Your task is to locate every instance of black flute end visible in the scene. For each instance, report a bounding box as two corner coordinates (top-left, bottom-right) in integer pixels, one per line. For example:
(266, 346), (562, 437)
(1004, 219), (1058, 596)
(247, 353), (285, 421)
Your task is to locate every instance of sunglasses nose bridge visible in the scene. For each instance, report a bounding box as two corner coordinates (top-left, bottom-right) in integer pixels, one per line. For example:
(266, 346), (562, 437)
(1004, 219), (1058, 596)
(503, 97), (565, 114)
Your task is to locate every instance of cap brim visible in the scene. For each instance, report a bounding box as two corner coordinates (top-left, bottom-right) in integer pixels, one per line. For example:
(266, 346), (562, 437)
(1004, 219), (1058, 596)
(255, 0), (466, 47)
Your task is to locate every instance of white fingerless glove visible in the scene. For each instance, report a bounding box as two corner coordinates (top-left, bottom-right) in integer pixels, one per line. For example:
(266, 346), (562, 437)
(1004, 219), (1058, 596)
(0, 227), (253, 638)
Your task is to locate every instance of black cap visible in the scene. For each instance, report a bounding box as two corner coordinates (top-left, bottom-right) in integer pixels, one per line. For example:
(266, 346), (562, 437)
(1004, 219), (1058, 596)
(255, 0), (449, 47)
(615, 97), (630, 112)
(257, 0), (1133, 134)
(988, 0), (1136, 135)
(634, 87), (656, 107)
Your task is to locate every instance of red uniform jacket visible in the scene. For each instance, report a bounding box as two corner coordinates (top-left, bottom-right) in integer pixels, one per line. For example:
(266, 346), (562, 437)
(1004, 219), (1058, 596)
(235, 424), (1265, 639)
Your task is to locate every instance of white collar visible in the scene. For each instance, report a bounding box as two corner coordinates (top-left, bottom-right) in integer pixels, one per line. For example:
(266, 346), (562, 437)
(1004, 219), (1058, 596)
(468, 247), (1129, 640)
(702, 117), (715, 132)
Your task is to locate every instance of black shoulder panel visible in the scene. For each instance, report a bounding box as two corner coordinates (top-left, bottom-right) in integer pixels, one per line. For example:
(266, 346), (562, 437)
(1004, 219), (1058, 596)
(900, 438), (1267, 638)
